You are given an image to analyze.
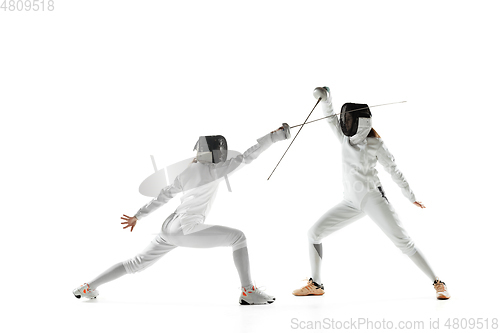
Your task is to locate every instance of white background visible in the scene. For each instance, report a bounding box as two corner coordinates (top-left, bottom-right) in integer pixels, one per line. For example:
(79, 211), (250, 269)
(1, 1), (499, 332)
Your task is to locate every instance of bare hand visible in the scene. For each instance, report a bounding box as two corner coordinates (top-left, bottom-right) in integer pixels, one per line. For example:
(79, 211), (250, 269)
(413, 201), (426, 209)
(121, 214), (138, 232)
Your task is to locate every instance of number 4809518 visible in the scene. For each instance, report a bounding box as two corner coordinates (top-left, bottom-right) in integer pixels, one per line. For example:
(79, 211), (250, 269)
(1, 0), (55, 11)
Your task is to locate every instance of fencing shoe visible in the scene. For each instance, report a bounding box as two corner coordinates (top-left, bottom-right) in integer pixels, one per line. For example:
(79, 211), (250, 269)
(292, 278), (325, 296)
(73, 283), (99, 300)
(239, 285), (275, 305)
(433, 279), (450, 300)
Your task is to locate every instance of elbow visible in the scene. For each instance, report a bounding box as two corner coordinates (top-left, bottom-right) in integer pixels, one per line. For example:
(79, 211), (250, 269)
(243, 156), (256, 165)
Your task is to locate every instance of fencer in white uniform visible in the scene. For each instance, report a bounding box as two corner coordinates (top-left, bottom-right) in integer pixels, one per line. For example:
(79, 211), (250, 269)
(292, 87), (450, 299)
(73, 125), (291, 305)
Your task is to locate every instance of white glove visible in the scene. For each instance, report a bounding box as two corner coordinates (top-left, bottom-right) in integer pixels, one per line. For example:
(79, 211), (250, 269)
(313, 86), (330, 102)
(271, 123), (291, 142)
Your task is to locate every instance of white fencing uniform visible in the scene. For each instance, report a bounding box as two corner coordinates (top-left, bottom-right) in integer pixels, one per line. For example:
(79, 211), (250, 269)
(120, 132), (277, 287)
(307, 98), (437, 284)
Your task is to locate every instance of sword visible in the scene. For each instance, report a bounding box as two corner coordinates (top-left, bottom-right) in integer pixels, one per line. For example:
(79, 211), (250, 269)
(289, 101), (406, 129)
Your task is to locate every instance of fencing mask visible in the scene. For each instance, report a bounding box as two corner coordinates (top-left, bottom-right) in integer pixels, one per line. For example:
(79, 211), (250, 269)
(340, 103), (372, 144)
(193, 135), (228, 163)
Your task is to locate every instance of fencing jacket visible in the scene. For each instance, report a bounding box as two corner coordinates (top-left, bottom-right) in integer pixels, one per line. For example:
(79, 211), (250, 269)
(134, 133), (274, 220)
(322, 98), (416, 208)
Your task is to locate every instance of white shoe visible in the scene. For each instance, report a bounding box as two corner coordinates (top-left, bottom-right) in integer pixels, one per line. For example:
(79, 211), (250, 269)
(73, 283), (99, 299)
(239, 285), (275, 305)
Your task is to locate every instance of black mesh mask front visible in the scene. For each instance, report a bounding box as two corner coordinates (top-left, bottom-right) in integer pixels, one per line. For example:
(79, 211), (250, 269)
(195, 135), (228, 163)
(340, 103), (372, 137)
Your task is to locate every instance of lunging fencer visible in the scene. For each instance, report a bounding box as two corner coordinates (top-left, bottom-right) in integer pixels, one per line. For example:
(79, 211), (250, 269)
(292, 87), (450, 300)
(73, 124), (291, 305)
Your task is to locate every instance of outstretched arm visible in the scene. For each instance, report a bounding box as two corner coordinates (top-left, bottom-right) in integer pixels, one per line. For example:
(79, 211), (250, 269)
(376, 141), (417, 204)
(210, 124), (291, 179)
(132, 176), (183, 221)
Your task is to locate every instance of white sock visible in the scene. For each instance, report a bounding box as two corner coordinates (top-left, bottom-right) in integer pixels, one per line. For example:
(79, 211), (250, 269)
(309, 243), (322, 284)
(233, 247), (252, 288)
(88, 262), (127, 290)
(408, 248), (437, 281)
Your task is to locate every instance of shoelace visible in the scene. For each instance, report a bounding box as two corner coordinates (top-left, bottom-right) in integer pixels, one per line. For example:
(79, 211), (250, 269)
(253, 288), (270, 297)
(243, 281), (268, 292)
(300, 278), (315, 290)
(241, 285), (272, 298)
(251, 282), (269, 295)
(433, 279), (446, 292)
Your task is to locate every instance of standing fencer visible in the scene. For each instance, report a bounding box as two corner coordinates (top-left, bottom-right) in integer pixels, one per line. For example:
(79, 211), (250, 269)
(292, 87), (450, 300)
(73, 124), (291, 305)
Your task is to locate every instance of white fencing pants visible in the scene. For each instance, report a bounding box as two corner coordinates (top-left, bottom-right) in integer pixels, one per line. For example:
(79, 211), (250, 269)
(122, 213), (252, 287)
(308, 192), (436, 284)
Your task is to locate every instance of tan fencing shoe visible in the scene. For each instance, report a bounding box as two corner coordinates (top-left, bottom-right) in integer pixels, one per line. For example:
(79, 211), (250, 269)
(433, 279), (450, 300)
(292, 278), (325, 296)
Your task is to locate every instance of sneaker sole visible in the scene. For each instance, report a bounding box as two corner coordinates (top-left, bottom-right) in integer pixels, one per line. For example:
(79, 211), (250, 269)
(292, 291), (325, 296)
(73, 291), (97, 300)
(239, 299), (273, 305)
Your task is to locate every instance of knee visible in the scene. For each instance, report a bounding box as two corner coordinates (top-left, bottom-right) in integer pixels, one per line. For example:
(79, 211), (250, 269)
(307, 226), (321, 244)
(123, 255), (149, 274)
(232, 230), (247, 252)
(394, 236), (416, 256)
